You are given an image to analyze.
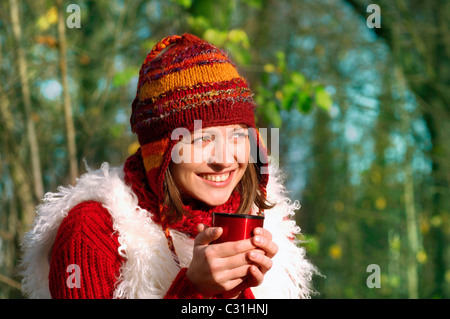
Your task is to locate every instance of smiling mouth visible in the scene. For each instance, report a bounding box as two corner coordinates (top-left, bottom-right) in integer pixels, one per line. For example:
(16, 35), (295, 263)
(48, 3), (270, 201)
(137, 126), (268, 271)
(199, 171), (231, 182)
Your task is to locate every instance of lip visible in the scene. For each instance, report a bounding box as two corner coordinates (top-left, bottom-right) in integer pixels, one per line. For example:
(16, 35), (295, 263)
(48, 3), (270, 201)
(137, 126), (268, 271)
(196, 170), (236, 187)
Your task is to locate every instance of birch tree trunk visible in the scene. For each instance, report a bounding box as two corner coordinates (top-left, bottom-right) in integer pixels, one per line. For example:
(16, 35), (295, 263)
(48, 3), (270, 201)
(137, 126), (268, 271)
(403, 151), (420, 299)
(0, 66), (36, 235)
(396, 66), (420, 299)
(57, 0), (78, 183)
(9, 0), (44, 199)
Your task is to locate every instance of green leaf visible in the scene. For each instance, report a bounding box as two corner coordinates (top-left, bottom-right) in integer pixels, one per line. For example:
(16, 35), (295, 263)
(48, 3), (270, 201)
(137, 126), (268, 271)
(315, 87), (332, 111)
(187, 16), (210, 33)
(174, 0), (192, 8)
(297, 91), (313, 113)
(263, 63), (276, 73)
(275, 51), (286, 72)
(113, 67), (139, 87)
(227, 29), (250, 49)
(203, 29), (227, 47)
(264, 101), (282, 127)
(281, 83), (297, 110)
(291, 72), (306, 87)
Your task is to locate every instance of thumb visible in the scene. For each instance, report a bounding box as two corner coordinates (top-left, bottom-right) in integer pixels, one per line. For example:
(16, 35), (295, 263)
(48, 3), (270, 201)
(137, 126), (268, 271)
(194, 224), (223, 246)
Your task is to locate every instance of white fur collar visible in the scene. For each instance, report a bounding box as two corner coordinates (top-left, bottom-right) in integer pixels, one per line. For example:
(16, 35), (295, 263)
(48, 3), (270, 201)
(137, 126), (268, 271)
(20, 159), (318, 299)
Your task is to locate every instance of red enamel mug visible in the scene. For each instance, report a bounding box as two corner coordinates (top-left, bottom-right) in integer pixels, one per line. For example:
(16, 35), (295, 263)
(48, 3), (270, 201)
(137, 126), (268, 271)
(212, 212), (264, 244)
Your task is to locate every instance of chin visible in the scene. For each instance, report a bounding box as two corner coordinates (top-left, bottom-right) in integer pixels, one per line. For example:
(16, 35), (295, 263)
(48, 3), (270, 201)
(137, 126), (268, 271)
(196, 190), (232, 207)
(199, 197), (229, 207)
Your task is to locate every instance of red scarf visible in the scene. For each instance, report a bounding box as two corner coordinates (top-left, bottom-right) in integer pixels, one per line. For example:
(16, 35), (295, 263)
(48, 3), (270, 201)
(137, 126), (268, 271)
(123, 149), (241, 238)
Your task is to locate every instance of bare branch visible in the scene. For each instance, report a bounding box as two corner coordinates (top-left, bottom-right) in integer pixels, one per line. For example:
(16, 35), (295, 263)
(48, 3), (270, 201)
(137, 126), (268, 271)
(0, 273), (22, 291)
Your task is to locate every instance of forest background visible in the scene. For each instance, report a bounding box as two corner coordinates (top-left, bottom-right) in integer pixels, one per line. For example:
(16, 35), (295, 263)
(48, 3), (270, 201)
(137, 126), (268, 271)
(0, 0), (448, 299)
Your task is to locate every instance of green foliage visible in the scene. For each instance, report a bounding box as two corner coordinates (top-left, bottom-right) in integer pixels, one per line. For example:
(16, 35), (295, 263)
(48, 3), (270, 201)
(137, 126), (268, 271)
(113, 67), (139, 87)
(255, 50), (332, 126)
(297, 233), (320, 256)
(202, 28), (251, 65)
(315, 86), (332, 111)
(173, 0), (193, 9)
(242, 0), (263, 9)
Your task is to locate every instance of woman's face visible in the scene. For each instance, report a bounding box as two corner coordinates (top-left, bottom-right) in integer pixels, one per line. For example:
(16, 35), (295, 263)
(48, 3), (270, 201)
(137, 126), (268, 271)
(169, 124), (250, 207)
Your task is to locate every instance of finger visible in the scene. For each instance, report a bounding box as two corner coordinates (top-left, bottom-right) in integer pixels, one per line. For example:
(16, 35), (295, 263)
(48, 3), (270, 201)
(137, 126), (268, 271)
(197, 223), (207, 233)
(213, 251), (254, 271)
(250, 248), (266, 256)
(252, 235), (278, 258)
(224, 264), (265, 297)
(247, 264), (265, 287)
(253, 227), (272, 241)
(222, 264), (252, 281)
(212, 238), (257, 258)
(208, 265), (249, 293)
(221, 277), (247, 293)
(194, 226), (223, 246)
(216, 265), (255, 298)
(230, 265), (264, 292)
(247, 250), (273, 274)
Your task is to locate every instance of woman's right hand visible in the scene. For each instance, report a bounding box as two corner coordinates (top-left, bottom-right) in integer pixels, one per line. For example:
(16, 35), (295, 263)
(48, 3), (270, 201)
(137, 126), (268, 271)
(186, 223), (262, 298)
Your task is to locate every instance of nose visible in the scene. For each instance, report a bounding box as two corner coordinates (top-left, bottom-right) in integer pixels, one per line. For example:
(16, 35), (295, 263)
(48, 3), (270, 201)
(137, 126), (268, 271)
(204, 135), (235, 167)
(207, 160), (233, 172)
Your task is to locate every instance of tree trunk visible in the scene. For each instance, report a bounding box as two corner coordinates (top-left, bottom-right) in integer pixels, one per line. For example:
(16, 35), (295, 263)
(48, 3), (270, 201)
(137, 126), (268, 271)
(9, 0), (44, 199)
(395, 66), (421, 299)
(423, 110), (447, 298)
(56, 0), (78, 183)
(0, 77), (36, 235)
(403, 156), (420, 299)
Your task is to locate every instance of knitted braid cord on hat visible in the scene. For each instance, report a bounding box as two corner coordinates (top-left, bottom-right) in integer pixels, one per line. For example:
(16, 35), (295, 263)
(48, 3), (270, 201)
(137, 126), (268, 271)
(144, 35), (182, 64)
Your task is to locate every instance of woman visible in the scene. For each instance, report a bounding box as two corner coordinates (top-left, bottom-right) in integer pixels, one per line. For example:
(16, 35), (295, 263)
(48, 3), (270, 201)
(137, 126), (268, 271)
(20, 33), (317, 299)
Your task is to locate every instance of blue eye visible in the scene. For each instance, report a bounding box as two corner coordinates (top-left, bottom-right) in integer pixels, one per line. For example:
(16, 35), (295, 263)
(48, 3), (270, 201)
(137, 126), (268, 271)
(192, 135), (212, 145)
(231, 130), (248, 141)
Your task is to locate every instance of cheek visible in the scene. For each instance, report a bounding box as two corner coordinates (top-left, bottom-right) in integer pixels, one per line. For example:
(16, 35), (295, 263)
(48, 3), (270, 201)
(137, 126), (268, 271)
(169, 163), (197, 190)
(171, 142), (195, 164)
(233, 140), (250, 164)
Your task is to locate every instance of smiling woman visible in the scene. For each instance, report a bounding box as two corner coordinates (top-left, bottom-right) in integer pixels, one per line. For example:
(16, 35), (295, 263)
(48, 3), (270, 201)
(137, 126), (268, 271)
(166, 124), (273, 222)
(170, 125), (250, 207)
(21, 33), (318, 299)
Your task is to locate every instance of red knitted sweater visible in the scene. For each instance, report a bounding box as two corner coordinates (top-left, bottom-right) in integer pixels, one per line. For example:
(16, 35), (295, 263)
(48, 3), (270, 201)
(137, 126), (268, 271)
(48, 178), (258, 300)
(49, 200), (255, 299)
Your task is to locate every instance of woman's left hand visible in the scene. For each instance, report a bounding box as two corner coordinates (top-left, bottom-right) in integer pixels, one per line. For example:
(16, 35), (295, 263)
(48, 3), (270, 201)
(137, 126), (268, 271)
(222, 227), (278, 298)
(247, 227), (278, 282)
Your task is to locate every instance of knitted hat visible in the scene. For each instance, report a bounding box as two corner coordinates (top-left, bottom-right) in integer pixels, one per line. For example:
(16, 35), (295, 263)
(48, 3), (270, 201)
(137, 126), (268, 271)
(130, 33), (268, 208)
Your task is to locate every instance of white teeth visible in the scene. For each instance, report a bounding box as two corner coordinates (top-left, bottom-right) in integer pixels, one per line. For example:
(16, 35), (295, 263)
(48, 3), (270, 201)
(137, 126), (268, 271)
(201, 172), (230, 182)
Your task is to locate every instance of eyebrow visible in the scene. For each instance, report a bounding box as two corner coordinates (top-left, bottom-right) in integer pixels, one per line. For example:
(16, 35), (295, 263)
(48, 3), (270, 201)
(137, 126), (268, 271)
(201, 126), (247, 133)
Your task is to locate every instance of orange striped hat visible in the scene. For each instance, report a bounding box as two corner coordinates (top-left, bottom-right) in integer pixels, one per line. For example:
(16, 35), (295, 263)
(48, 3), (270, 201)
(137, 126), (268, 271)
(130, 33), (268, 205)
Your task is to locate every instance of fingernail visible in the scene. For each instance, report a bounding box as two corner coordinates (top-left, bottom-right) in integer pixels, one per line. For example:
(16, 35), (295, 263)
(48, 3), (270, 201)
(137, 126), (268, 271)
(254, 236), (262, 244)
(213, 227), (222, 236)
